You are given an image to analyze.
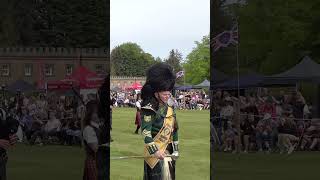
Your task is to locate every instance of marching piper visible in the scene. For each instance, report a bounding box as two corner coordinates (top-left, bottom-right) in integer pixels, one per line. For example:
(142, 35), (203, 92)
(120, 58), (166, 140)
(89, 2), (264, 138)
(140, 63), (179, 180)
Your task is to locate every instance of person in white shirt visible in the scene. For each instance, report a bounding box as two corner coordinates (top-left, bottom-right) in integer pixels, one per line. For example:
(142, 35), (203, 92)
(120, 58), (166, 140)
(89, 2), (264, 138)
(36, 94), (48, 120)
(220, 97), (234, 131)
(82, 101), (101, 180)
(44, 111), (61, 133)
(42, 111), (61, 143)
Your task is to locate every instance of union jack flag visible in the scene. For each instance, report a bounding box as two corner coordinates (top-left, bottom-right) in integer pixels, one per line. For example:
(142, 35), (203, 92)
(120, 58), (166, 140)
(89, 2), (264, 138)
(176, 71), (184, 78)
(211, 25), (238, 52)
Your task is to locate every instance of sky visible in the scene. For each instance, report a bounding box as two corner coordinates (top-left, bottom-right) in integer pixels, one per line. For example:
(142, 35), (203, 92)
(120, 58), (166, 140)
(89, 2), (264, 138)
(110, 0), (210, 60)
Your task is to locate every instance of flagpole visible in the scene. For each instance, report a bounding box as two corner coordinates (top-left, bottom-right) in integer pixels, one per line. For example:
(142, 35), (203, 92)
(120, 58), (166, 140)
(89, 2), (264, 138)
(235, 19), (240, 99)
(236, 18), (241, 153)
(183, 69), (186, 109)
(183, 69), (186, 90)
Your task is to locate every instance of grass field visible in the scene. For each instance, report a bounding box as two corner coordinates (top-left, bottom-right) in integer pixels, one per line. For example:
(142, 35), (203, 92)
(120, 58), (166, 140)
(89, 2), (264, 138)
(111, 108), (210, 180)
(7, 144), (83, 180)
(213, 151), (320, 180)
(6, 108), (320, 180)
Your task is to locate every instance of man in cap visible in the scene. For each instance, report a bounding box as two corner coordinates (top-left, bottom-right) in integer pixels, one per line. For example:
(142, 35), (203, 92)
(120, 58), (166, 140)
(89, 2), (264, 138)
(140, 63), (179, 180)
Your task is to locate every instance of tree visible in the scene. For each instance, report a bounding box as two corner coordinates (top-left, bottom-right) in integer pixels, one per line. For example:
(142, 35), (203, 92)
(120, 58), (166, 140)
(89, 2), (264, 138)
(110, 42), (155, 76)
(155, 57), (162, 63)
(164, 49), (183, 73)
(184, 35), (210, 84)
(233, 0), (320, 74)
(0, 0), (108, 47)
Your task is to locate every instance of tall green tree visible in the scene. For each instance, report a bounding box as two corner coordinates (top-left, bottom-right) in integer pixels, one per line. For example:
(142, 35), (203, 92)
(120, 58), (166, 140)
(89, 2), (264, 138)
(164, 49), (183, 73)
(155, 57), (162, 63)
(110, 42), (155, 76)
(0, 0), (107, 47)
(184, 35), (210, 84)
(234, 0), (320, 74)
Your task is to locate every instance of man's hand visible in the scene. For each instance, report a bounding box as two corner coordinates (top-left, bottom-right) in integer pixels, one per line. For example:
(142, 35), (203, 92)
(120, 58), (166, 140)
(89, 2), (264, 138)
(154, 150), (166, 160)
(9, 134), (18, 146)
(0, 139), (11, 150)
(171, 151), (179, 160)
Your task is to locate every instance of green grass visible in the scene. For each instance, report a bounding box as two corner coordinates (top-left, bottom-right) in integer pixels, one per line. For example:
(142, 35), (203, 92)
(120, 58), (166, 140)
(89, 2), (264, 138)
(5, 108), (209, 180)
(6, 108), (318, 180)
(111, 108), (210, 180)
(213, 151), (320, 180)
(7, 144), (83, 180)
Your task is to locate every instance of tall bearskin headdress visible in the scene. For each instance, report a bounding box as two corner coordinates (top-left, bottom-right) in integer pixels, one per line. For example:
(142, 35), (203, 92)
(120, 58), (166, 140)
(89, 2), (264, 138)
(140, 63), (176, 110)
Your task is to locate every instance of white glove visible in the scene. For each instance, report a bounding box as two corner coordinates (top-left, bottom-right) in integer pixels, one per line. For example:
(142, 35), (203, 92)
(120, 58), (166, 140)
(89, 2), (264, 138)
(171, 151), (179, 160)
(171, 141), (179, 160)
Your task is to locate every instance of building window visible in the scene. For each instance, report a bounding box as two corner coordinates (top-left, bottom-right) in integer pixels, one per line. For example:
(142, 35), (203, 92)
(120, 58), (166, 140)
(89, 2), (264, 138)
(95, 64), (105, 74)
(66, 64), (74, 75)
(45, 64), (54, 76)
(1, 64), (10, 76)
(24, 64), (32, 76)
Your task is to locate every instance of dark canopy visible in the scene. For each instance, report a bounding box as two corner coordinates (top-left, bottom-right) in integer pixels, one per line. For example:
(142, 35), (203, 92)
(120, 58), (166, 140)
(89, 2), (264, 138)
(194, 79), (210, 88)
(212, 73), (264, 90)
(211, 68), (230, 85)
(175, 85), (201, 90)
(272, 56), (320, 82)
(7, 80), (35, 93)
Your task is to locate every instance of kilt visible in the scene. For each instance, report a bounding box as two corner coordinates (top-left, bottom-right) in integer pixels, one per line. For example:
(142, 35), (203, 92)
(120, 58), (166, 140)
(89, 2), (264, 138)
(97, 148), (109, 180)
(135, 111), (141, 126)
(83, 155), (97, 180)
(143, 145), (176, 180)
(143, 159), (176, 180)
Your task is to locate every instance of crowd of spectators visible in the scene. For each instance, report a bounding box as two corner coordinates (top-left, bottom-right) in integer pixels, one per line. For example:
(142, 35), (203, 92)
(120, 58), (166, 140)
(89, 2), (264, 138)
(111, 89), (210, 110)
(211, 89), (320, 154)
(0, 91), (93, 146)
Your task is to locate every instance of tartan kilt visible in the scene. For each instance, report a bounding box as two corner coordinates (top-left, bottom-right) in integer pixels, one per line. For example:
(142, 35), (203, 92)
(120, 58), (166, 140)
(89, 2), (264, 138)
(83, 155), (97, 180)
(97, 148), (110, 180)
(135, 111), (141, 126)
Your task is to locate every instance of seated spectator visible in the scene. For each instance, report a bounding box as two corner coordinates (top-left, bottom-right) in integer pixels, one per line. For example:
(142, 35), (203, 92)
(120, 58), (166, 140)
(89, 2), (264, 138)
(277, 113), (298, 154)
(19, 107), (33, 140)
(220, 97), (234, 131)
(241, 114), (256, 153)
(222, 122), (239, 152)
(256, 113), (273, 153)
(301, 120), (320, 150)
(36, 94), (48, 120)
(60, 119), (81, 145)
(27, 114), (44, 144)
(43, 111), (61, 138)
(30, 111), (61, 145)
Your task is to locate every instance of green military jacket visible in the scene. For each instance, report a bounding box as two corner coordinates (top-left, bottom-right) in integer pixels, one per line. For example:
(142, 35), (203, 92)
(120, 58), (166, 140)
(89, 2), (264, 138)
(141, 103), (178, 154)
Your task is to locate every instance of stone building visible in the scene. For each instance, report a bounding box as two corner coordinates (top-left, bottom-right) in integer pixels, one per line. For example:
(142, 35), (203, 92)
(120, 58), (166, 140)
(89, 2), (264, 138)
(0, 47), (109, 86)
(110, 76), (146, 90)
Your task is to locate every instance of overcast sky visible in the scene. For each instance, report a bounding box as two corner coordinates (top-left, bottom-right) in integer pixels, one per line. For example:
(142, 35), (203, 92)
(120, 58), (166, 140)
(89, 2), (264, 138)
(111, 0), (209, 60)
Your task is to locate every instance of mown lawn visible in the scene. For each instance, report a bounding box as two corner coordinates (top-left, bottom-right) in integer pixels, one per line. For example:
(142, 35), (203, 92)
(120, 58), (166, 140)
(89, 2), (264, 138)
(213, 151), (320, 180)
(7, 144), (83, 180)
(111, 108), (210, 180)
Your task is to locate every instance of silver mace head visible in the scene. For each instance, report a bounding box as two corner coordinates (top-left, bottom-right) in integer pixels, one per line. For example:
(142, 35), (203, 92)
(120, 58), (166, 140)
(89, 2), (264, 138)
(167, 98), (175, 107)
